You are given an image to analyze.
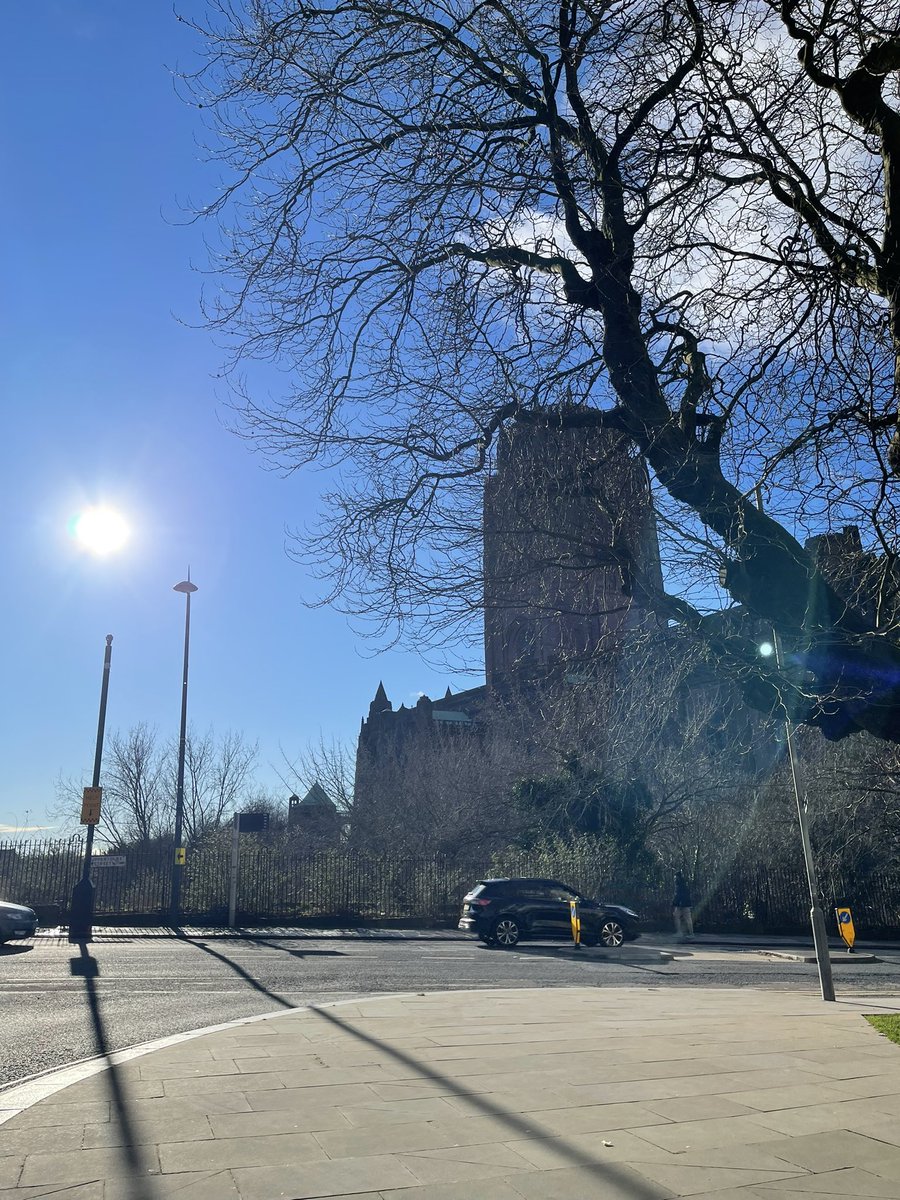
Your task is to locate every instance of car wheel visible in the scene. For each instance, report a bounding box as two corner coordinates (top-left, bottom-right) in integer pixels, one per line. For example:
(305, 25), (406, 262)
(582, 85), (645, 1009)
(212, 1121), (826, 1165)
(491, 916), (521, 948)
(600, 919), (625, 948)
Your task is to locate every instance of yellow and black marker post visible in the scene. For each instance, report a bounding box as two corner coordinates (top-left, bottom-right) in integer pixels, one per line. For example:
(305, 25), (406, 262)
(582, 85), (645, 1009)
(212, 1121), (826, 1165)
(835, 906), (855, 953)
(570, 898), (581, 949)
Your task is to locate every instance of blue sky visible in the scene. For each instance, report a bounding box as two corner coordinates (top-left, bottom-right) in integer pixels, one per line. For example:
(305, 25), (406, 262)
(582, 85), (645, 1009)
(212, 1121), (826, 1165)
(0, 3), (476, 835)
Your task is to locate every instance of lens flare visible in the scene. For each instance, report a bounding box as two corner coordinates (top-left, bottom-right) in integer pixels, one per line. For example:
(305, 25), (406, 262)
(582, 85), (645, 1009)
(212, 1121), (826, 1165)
(72, 507), (130, 555)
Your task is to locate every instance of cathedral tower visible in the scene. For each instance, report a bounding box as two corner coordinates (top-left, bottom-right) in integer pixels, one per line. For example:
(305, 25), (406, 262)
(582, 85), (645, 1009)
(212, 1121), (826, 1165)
(482, 418), (662, 686)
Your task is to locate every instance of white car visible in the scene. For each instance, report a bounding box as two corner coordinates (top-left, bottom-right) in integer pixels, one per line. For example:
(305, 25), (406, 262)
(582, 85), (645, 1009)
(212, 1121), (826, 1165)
(0, 901), (38, 943)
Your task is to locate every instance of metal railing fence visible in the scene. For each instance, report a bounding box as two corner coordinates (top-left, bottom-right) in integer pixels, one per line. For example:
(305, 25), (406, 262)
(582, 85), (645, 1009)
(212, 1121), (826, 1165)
(2, 838), (900, 935)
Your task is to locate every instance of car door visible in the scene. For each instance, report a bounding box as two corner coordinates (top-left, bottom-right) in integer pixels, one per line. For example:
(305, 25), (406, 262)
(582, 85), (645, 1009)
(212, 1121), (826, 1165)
(526, 882), (574, 938)
(545, 883), (579, 938)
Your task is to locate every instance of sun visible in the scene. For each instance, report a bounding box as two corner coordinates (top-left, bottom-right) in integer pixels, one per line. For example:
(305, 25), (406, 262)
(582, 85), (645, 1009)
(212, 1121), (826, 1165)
(72, 507), (130, 556)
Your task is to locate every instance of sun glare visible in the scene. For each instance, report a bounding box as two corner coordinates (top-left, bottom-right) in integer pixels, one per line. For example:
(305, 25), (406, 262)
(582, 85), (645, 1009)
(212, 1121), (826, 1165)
(72, 507), (130, 556)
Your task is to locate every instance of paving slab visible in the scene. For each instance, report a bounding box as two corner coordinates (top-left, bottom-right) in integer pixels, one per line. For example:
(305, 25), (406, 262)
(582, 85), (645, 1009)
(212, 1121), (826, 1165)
(3, 987), (900, 1197)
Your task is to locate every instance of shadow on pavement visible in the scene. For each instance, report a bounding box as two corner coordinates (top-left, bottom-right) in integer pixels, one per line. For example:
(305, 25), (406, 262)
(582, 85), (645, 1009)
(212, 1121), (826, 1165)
(310, 1003), (664, 1199)
(0, 944), (33, 956)
(242, 935), (344, 959)
(70, 942), (156, 1200)
(501, 942), (672, 976)
(175, 934), (296, 1009)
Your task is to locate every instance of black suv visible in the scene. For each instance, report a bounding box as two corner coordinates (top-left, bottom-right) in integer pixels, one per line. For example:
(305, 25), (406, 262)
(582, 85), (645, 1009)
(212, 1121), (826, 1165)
(458, 877), (641, 948)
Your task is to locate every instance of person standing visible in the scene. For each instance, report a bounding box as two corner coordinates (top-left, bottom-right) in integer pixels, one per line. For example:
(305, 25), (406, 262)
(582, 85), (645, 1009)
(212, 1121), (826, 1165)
(672, 871), (694, 941)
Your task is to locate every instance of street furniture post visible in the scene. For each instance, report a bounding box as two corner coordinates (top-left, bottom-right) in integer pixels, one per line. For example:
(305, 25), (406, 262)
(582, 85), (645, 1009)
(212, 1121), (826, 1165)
(170, 577), (197, 925)
(68, 635), (113, 943)
(228, 813), (241, 928)
(752, 487), (834, 1002)
(570, 897), (581, 949)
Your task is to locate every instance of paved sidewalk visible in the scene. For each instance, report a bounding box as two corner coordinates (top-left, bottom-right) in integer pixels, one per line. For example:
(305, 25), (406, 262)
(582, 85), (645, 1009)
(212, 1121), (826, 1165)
(4, 987), (900, 1198)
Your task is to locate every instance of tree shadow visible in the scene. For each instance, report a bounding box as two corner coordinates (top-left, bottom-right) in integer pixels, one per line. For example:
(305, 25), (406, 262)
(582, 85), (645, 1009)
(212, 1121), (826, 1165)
(310, 1003), (666, 1199)
(69, 942), (156, 1200)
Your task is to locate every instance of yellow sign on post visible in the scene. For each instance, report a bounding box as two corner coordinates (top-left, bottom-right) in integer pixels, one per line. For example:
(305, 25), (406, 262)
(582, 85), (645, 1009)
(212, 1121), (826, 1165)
(569, 898), (581, 948)
(80, 786), (102, 825)
(835, 906), (856, 952)
(174, 847), (186, 866)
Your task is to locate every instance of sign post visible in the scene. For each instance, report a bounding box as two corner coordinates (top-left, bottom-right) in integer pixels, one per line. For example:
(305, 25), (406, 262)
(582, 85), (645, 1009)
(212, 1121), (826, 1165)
(228, 814), (241, 928)
(228, 812), (270, 927)
(68, 635), (114, 943)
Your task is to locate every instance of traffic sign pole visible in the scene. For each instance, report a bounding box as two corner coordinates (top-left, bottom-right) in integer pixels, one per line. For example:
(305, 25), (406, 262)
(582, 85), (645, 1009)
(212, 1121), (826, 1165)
(68, 635), (114, 943)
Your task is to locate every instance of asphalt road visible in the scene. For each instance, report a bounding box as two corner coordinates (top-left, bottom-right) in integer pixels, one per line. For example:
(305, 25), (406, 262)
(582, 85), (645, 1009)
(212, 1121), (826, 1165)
(3, 933), (900, 1088)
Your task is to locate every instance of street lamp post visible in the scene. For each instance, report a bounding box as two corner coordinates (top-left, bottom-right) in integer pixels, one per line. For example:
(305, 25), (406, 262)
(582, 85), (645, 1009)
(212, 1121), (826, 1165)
(753, 486), (834, 1002)
(170, 576), (198, 925)
(768, 628), (836, 1002)
(68, 634), (114, 943)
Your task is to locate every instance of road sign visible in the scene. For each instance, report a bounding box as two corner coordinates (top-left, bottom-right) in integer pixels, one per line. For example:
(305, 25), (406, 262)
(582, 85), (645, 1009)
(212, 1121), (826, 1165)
(174, 847), (186, 866)
(236, 812), (270, 833)
(835, 906), (856, 951)
(80, 787), (102, 825)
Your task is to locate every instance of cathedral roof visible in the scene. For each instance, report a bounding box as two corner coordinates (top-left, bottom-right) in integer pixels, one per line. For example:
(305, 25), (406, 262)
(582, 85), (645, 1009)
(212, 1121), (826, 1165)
(296, 782), (335, 809)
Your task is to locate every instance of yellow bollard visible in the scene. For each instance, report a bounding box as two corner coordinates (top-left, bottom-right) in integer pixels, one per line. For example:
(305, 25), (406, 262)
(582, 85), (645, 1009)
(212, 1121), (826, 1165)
(570, 898), (581, 949)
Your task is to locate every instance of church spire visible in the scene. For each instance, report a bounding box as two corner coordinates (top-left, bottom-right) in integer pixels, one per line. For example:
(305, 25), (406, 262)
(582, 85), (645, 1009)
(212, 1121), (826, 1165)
(369, 681), (391, 716)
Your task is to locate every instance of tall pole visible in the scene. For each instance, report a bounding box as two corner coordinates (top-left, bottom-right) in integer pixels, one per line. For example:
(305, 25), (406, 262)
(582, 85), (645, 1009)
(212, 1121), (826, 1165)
(771, 628), (836, 1002)
(754, 487), (834, 1001)
(228, 813), (241, 928)
(68, 634), (114, 943)
(170, 576), (198, 924)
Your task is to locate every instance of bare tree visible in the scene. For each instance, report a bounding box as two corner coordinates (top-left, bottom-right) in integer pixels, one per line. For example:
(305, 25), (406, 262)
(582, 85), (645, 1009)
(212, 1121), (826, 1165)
(506, 626), (770, 866)
(279, 735), (355, 820)
(352, 722), (528, 855)
(178, 728), (259, 843)
(53, 723), (167, 847)
(187, 0), (900, 739)
(55, 724), (260, 847)
(789, 728), (900, 880)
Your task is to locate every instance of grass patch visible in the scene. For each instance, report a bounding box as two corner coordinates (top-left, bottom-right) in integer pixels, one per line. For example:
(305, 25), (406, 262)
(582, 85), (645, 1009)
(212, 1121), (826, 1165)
(865, 1013), (900, 1047)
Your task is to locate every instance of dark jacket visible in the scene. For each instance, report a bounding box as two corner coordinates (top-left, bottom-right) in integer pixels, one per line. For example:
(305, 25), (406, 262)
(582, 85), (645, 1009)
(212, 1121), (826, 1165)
(672, 875), (692, 908)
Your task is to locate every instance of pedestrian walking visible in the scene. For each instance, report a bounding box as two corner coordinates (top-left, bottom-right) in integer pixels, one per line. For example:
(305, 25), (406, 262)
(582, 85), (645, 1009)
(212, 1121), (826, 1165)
(672, 871), (694, 941)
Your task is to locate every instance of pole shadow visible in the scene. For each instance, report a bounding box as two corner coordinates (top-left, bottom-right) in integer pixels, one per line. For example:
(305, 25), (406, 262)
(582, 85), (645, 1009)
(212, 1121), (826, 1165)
(69, 942), (156, 1200)
(175, 935), (295, 1009)
(310, 1003), (668, 1199)
(506, 943), (672, 976)
(242, 934), (344, 959)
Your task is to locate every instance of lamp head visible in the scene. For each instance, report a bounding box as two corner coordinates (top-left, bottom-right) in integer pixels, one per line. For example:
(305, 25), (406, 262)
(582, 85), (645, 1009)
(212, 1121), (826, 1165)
(173, 580), (198, 594)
